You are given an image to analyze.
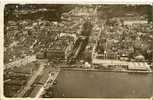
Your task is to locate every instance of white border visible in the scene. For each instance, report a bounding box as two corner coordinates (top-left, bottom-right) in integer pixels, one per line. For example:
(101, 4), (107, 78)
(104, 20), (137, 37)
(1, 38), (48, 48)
(0, 0), (153, 100)
(1, 0), (153, 4)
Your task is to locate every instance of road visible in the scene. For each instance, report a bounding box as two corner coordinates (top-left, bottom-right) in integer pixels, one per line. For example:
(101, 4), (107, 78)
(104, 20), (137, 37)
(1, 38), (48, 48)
(15, 62), (45, 97)
(4, 55), (36, 70)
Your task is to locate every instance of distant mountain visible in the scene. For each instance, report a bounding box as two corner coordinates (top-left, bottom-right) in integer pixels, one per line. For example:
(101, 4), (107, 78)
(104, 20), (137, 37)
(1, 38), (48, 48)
(97, 5), (152, 21)
(4, 4), (74, 22)
(4, 4), (152, 22)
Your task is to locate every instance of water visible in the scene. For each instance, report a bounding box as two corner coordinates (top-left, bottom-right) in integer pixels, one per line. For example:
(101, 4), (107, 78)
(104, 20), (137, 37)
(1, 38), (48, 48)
(53, 70), (153, 98)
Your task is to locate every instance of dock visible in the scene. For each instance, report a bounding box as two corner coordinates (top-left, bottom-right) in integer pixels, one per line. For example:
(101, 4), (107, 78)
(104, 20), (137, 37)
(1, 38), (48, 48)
(35, 70), (60, 98)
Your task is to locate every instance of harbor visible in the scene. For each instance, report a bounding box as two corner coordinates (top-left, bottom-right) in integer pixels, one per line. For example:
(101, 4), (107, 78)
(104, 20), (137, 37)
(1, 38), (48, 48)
(4, 4), (153, 98)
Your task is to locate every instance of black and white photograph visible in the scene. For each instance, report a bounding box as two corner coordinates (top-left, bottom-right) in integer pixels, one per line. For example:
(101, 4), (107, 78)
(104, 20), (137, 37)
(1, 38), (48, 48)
(3, 3), (153, 98)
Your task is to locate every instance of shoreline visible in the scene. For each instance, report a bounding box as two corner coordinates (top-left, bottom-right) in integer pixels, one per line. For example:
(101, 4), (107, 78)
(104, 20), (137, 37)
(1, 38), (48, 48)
(60, 67), (153, 74)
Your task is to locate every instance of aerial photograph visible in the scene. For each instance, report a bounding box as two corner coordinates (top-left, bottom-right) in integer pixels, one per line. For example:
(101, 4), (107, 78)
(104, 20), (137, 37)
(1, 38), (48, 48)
(4, 4), (153, 98)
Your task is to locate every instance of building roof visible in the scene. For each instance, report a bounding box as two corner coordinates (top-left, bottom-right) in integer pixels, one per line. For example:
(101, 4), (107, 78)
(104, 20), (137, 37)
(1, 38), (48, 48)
(123, 20), (148, 25)
(13, 66), (32, 74)
(92, 58), (151, 71)
(128, 62), (151, 71)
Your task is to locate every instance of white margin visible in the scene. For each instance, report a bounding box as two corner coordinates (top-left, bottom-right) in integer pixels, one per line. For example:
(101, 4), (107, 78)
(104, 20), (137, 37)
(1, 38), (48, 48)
(0, 0), (153, 100)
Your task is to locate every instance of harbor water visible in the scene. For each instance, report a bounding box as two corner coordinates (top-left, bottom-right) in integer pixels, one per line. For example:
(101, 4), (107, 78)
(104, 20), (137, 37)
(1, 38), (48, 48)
(53, 70), (153, 98)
